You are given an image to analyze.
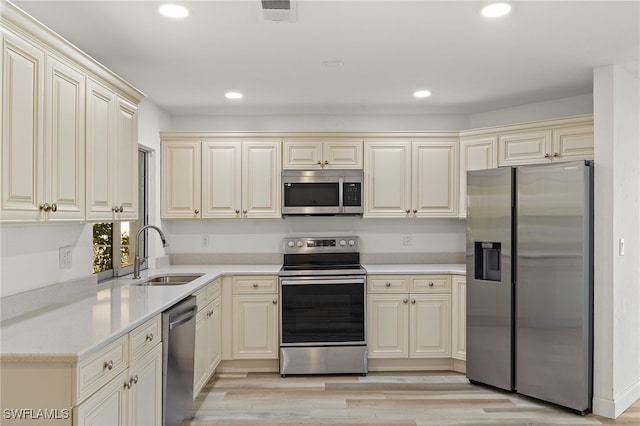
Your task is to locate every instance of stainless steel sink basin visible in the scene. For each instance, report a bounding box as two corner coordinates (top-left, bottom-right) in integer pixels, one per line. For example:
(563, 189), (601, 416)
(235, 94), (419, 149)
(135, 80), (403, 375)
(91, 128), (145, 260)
(136, 273), (204, 286)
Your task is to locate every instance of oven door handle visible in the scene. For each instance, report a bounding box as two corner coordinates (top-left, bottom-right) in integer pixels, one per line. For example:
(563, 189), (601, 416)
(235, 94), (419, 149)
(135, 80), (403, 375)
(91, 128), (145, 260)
(280, 278), (365, 286)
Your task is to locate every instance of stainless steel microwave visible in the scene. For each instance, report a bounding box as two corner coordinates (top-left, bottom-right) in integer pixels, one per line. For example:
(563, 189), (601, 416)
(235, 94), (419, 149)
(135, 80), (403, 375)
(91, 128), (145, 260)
(281, 169), (364, 216)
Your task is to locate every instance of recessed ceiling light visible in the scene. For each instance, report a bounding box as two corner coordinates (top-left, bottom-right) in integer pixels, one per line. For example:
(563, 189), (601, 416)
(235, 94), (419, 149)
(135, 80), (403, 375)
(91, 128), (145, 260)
(413, 90), (432, 98)
(225, 92), (243, 100)
(481, 3), (512, 18)
(159, 4), (189, 19)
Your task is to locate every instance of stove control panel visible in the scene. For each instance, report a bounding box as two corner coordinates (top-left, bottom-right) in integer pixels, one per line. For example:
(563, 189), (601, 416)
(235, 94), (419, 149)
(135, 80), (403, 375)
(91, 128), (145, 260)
(283, 236), (359, 253)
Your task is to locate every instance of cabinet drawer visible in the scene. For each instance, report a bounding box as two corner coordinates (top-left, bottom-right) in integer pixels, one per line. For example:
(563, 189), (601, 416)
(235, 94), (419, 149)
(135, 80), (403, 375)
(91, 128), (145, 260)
(194, 278), (222, 306)
(129, 315), (161, 360)
(232, 276), (277, 293)
(411, 275), (451, 293)
(368, 275), (410, 293)
(76, 335), (128, 402)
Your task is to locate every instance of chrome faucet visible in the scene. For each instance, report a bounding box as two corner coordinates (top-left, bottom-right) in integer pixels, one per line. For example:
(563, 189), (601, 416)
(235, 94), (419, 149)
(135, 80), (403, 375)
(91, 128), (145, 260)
(133, 225), (168, 279)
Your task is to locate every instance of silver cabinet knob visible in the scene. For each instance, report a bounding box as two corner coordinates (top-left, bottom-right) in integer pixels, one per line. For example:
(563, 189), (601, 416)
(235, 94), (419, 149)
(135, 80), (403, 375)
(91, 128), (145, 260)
(104, 360), (114, 370)
(253, 282), (259, 288)
(146, 333), (154, 342)
(385, 282), (391, 287)
(243, 210), (248, 214)
(51, 203), (57, 212)
(194, 209), (200, 214)
(124, 380), (132, 389)
(112, 206), (119, 213)
(544, 153), (550, 159)
(429, 282), (434, 287)
(405, 209), (410, 214)
(317, 161), (322, 165)
(553, 152), (560, 158)
(412, 209), (417, 214)
(411, 299), (416, 304)
(235, 209), (240, 214)
(323, 160), (329, 166)
(133, 375), (138, 384)
(403, 298), (408, 304)
(272, 299), (277, 304)
(39, 203), (50, 212)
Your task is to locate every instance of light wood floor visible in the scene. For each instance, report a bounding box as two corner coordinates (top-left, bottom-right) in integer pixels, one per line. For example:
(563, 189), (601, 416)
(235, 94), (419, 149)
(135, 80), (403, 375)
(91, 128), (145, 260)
(182, 372), (640, 425)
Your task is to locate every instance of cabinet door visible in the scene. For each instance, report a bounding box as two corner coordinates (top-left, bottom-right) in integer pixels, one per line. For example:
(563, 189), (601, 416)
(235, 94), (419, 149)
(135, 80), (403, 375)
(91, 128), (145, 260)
(451, 276), (466, 361)
(409, 294), (451, 358)
(282, 140), (322, 169)
(128, 344), (162, 426)
(75, 370), (128, 426)
(161, 140), (201, 218)
(193, 306), (209, 396)
(232, 294), (278, 359)
(1, 31), (45, 221)
(552, 124), (594, 161)
(364, 140), (411, 217)
(412, 140), (458, 217)
(114, 97), (138, 220)
(207, 297), (222, 373)
(498, 130), (552, 166)
(241, 140), (281, 218)
(367, 294), (409, 358)
(85, 78), (116, 221)
(459, 136), (497, 218)
(202, 140), (241, 218)
(46, 55), (85, 221)
(323, 139), (363, 169)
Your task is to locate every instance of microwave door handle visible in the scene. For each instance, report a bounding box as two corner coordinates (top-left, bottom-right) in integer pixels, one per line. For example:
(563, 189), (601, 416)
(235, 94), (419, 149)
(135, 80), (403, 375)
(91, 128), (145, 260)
(338, 177), (344, 213)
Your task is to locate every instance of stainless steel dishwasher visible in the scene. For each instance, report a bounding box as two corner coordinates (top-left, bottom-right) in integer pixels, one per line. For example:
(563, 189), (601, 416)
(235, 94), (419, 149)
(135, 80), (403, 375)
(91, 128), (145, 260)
(162, 296), (197, 426)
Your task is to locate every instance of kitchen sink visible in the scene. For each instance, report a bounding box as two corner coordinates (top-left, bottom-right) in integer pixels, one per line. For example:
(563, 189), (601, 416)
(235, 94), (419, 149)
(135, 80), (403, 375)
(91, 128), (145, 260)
(136, 273), (204, 286)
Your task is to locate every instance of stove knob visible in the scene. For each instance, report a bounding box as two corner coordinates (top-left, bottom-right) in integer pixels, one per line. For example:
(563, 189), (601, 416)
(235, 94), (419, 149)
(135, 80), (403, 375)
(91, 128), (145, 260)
(287, 241), (295, 248)
(348, 239), (356, 246)
(296, 241), (304, 247)
(339, 240), (346, 246)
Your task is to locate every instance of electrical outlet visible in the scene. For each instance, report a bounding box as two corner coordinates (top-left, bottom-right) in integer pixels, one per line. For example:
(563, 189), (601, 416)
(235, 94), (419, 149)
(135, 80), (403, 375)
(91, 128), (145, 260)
(201, 235), (209, 248)
(59, 246), (72, 269)
(403, 234), (412, 246)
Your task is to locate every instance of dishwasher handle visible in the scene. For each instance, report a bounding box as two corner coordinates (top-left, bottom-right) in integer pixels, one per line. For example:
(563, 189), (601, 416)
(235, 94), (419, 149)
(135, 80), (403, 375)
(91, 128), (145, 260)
(169, 307), (196, 329)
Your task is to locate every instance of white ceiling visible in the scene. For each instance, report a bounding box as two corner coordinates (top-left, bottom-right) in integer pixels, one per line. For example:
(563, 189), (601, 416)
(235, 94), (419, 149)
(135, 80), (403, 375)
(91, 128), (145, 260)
(12, 0), (640, 116)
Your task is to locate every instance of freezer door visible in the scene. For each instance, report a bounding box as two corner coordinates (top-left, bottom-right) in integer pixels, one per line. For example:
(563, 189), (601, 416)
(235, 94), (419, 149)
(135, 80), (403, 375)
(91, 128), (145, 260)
(516, 161), (593, 412)
(466, 167), (514, 391)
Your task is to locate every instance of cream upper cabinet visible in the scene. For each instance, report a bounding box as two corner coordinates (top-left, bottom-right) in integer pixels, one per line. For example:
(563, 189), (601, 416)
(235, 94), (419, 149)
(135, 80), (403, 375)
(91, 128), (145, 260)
(364, 139), (458, 218)
(367, 275), (452, 359)
(498, 121), (593, 166)
(364, 140), (412, 217)
(202, 139), (241, 218)
(241, 140), (281, 218)
(86, 78), (138, 221)
(161, 140), (202, 218)
(283, 139), (363, 169)
(458, 136), (498, 218)
(1, 31), (85, 222)
(451, 275), (466, 361)
(412, 139), (458, 217)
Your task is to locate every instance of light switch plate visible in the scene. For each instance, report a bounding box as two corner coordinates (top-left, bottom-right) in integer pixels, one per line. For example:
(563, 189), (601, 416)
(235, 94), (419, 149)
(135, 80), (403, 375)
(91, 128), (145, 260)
(59, 246), (72, 269)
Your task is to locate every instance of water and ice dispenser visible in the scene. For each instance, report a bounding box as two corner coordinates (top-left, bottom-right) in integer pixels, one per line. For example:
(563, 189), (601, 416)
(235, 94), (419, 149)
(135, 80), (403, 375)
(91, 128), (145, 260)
(474, 242), (502, 281)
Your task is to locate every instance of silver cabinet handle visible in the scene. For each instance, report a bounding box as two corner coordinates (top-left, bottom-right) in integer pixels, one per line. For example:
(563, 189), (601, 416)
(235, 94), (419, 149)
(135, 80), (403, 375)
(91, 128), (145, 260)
(146, 333), (154, 342)
(429, 282), (434, 287)
(405, 209), (410, 214)
(272, 299), (277, 304)
(385, 282), (391, 287)
(51, 203), (57, 212)
(317, 161), (322, 165)
(194, 209), (200, 214)
(124, 380), (132, 389)
(323, 160), (329, 166)
(112, 206), (119, 212)
(133, 375), (138, 384)
(253, 282), (259, 288)
(39, 203), (51, 212)
(544, 153), (550, 159)
(235, 209), (240, 214)
(104, 360), (114, 370)
(403, 298), (408, 304)
(412, 209), (417, 214)
(553, 152), (559, 157)
(411, 299), (416, 304)
(243, 210), (247, 214)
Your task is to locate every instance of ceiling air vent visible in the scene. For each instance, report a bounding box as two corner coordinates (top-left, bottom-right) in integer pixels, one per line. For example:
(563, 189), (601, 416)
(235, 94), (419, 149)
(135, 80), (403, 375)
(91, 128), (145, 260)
(261, 0), (297, 23)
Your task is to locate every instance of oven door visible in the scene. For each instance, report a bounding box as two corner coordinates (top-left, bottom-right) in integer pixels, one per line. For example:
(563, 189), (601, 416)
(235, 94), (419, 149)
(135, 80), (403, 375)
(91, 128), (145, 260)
(279, 276), (366, 346)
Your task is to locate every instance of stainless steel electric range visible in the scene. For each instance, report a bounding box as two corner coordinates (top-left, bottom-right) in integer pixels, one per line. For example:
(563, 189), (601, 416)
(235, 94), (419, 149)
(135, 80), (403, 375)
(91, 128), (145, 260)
(278, 236), (368, 376)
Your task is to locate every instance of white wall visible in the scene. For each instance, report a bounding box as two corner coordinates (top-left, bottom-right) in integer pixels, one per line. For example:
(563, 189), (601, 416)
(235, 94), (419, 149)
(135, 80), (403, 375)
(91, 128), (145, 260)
(468, 94), (593, 129)
(592, 65), (640, 418)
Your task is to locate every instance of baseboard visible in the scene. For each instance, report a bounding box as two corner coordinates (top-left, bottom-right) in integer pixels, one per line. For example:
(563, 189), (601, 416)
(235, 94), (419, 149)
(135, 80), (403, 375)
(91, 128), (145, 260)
(593, 378), (640, 419)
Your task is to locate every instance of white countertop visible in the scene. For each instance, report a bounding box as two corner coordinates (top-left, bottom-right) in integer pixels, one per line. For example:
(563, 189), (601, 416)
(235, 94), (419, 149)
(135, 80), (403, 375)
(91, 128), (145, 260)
(0, 263), (465, 363)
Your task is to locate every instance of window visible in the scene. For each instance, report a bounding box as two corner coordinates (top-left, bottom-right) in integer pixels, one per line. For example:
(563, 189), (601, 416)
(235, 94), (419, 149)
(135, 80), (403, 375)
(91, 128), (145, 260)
(92, 149), (149, 280)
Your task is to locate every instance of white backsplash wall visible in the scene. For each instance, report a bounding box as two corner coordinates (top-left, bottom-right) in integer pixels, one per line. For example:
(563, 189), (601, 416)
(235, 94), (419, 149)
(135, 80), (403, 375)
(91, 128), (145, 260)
(0, 223), (93, 298)
(162, 217), (465, 262)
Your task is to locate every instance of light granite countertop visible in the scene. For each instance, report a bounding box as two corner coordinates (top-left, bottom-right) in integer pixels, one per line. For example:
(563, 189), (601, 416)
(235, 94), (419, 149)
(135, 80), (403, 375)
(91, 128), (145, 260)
(0, 263), (465, 363)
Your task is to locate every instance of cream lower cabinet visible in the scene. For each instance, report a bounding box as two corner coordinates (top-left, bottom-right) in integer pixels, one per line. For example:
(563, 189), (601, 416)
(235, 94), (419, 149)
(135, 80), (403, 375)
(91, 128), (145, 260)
(194, 279), (222, 396)
(231, 276), (279, 359)
(364, 138), (458, 218)
(451, 275), (466, 361)
(74, 315), (162, 426)
(368, 275), (452, 359)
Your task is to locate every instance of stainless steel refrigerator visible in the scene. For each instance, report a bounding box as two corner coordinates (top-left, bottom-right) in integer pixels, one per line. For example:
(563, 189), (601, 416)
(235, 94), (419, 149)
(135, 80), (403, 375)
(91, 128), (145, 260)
(466, 160), (593, 413)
